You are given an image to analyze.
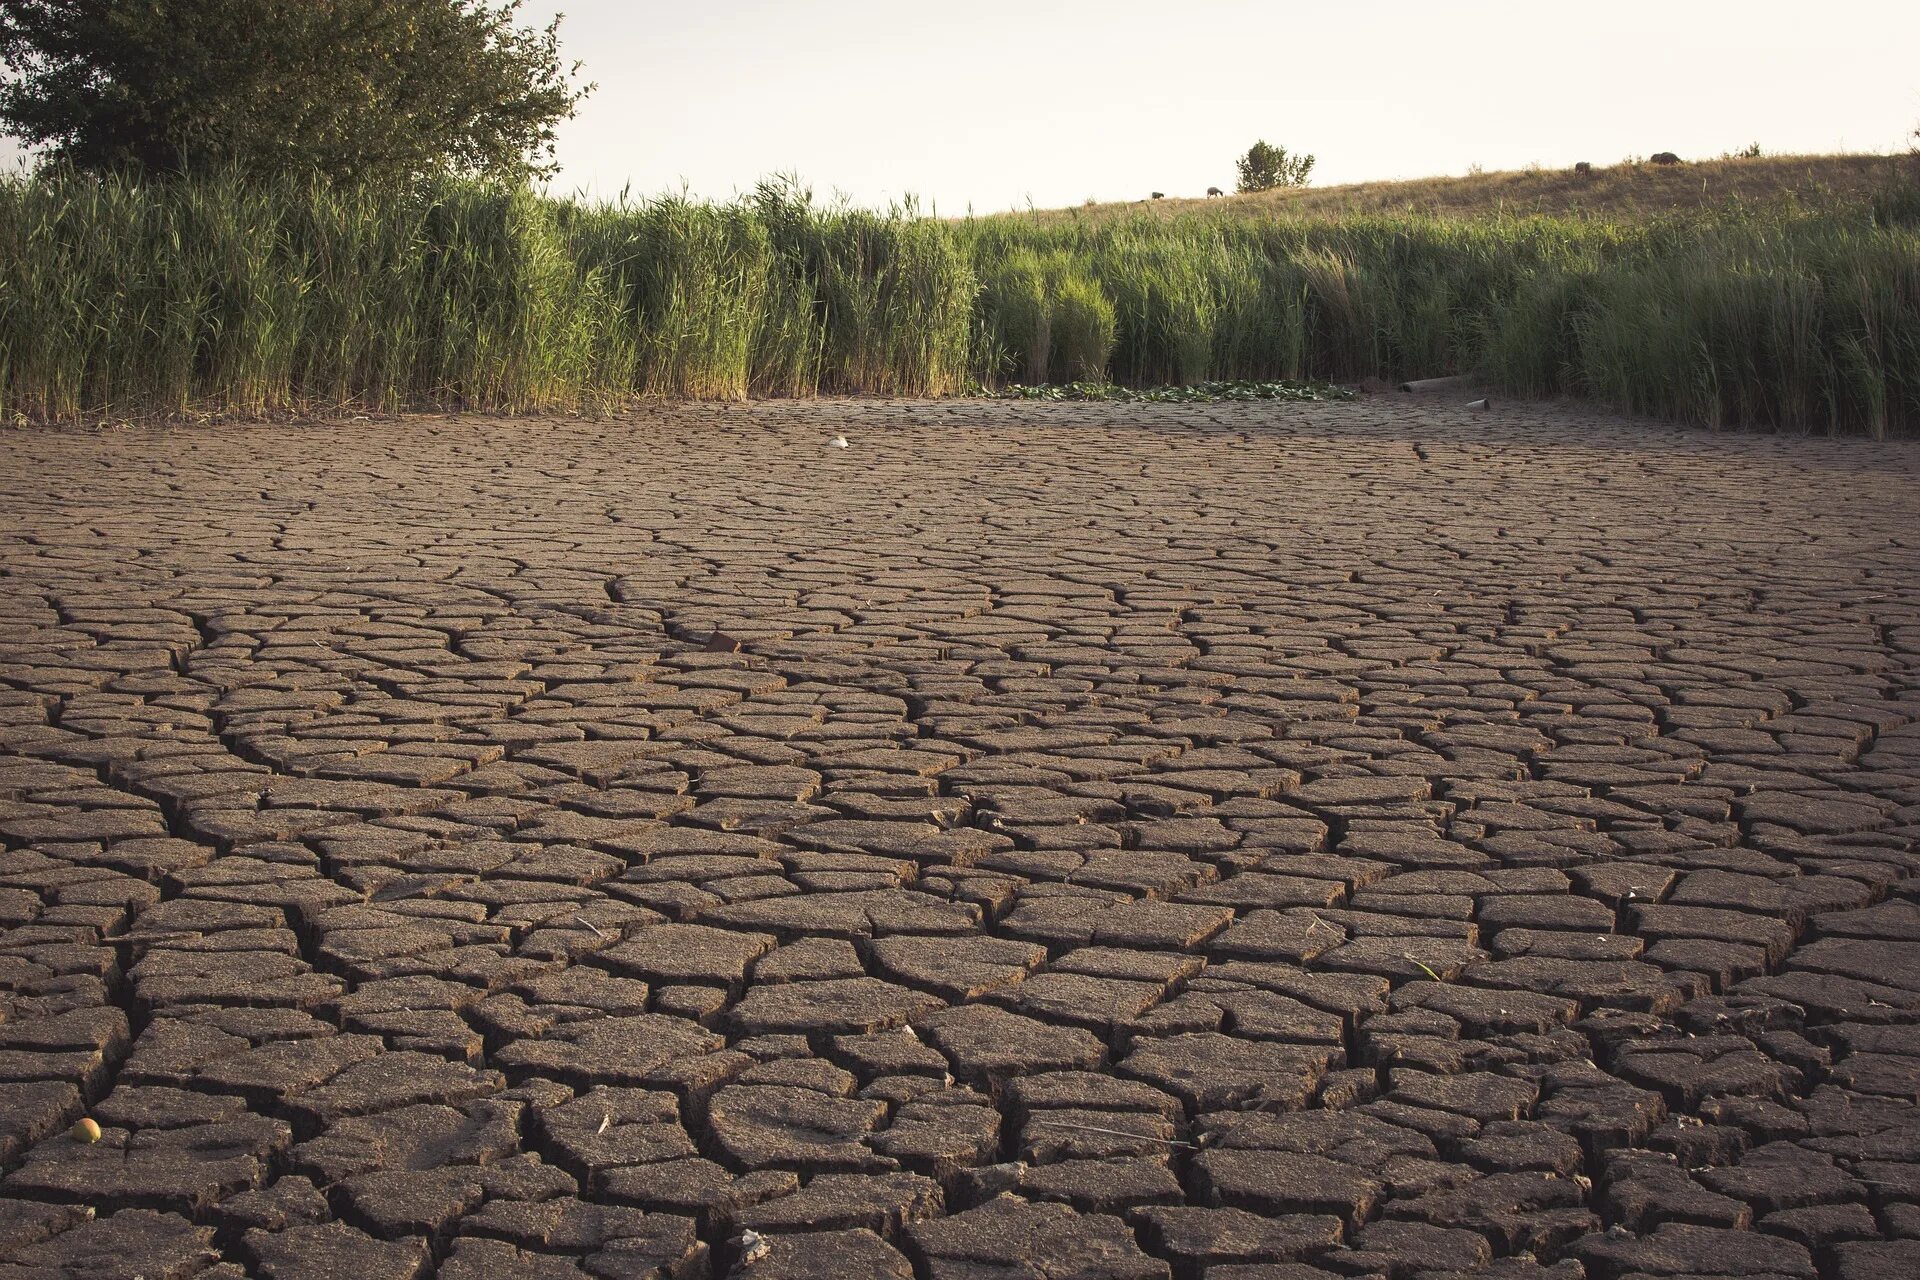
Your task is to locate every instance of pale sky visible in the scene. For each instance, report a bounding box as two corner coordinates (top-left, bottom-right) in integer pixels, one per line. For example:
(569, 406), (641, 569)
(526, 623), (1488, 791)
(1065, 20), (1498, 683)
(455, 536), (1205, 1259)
(5, 1), (1915, 209)
(517, 0), (1917, 210)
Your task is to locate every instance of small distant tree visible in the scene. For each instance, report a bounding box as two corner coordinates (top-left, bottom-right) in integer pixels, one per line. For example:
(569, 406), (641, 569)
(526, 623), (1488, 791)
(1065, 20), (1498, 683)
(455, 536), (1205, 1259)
(0, 0), (592, 184)
(1235, 140), (1315, 193)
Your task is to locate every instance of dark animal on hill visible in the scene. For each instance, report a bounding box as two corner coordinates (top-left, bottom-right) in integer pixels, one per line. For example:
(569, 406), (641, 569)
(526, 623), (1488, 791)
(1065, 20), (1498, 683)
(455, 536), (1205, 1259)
(1650, 152), (1681, 165)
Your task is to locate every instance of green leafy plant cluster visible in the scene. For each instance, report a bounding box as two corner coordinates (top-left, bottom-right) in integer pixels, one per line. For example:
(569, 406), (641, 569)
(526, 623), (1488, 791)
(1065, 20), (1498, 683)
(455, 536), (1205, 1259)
(0, 0), (588, 185)
(990, 380), (1355, 403)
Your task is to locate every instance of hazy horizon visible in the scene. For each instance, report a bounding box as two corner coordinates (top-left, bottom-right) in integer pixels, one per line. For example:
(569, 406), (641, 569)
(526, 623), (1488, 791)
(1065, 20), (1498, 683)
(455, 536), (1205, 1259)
(4, 1), (1916, 209)
(511, 0), (1919, 211)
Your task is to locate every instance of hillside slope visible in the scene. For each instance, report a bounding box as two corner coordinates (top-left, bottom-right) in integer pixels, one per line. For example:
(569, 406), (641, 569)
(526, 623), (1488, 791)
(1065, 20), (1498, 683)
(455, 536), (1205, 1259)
(1046, 153), (1906, 221)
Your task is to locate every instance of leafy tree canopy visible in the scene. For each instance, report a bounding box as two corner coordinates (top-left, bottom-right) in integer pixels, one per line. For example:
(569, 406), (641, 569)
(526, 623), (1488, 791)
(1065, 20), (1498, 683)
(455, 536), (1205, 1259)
(1235, 140), (1315, 194)
(0, 0), (592, 183)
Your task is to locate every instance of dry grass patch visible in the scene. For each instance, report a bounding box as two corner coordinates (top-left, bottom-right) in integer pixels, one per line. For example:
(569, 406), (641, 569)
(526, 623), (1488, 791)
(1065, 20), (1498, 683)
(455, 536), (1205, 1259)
(1051, 154), (1904, 223)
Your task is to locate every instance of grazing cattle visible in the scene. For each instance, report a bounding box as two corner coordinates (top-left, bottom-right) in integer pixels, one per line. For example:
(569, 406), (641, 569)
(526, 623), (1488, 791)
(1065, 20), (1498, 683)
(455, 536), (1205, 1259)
(1573, 161), (1593, 175)
(1151, 191), (1165, 199)
(1650, 152), (1681, 165)
(1206, 186), (1224, 197)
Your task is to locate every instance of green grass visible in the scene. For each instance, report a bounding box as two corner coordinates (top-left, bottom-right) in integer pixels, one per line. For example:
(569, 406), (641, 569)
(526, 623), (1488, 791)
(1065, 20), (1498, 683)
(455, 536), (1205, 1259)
(2, 167), (1917, 435)
(992, 379), (1352, 403)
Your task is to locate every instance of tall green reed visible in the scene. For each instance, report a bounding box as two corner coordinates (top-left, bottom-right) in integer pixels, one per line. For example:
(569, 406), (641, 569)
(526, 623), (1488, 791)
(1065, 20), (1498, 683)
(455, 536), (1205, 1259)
(0, 168), (1913, 434)
(977, 248), (1115, 384)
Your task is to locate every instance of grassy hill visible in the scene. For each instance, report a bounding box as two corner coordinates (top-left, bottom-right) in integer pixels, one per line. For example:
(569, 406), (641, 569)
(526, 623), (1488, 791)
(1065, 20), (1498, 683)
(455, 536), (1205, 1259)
(1051, 153), (1908, 222)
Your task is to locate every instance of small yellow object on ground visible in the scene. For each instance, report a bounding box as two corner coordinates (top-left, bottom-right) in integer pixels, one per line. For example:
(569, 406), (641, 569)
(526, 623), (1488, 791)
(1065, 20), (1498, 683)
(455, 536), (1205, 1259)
(70, 1118), (101, 1143)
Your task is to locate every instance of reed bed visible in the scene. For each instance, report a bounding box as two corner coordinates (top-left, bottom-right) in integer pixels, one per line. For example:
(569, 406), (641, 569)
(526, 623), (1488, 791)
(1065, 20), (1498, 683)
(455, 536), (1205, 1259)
(1, 169), (1915, 434)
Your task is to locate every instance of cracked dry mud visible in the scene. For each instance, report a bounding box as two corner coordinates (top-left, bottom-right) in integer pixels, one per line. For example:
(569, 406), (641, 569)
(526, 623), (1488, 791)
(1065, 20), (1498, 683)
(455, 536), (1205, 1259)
(1, 397), (1918, 1280)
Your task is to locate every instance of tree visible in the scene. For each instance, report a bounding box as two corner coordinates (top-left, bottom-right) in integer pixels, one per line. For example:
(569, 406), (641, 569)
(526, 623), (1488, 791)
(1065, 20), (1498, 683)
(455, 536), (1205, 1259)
(0, 0), (592, 183)
(1235, 140), (1314, 193)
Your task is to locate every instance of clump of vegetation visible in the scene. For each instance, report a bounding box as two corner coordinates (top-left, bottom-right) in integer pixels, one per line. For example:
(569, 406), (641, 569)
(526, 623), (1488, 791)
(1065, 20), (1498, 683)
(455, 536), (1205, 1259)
(0, 172), (976, 420)
(0, 0), (590, 184)
(1874, 126), (1920, 228)
(976, 249), (1115, 386)
(990, 379), (1354, 403)
(0, 172), (1916, 436)
(1236, 141), (1316, 193)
